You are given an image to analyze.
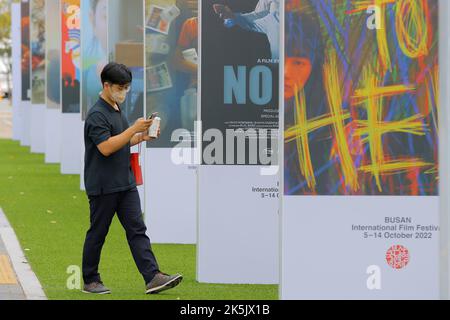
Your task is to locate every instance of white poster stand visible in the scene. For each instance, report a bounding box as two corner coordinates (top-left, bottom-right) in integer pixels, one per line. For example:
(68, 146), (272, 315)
(439, 0), (450, 301)
(30, 104), (46, 153)
(20, 101), (31, 147)
(196, 1), (279, 284)
(197, 166), (279, 284)
(60, 114), (82, 175)
(45, 108), (61, 163)
(44, 0), (62, 164)
(280, 1), (441, 300)
(11, 3), (22, 142)
(144, 148), (197, 244)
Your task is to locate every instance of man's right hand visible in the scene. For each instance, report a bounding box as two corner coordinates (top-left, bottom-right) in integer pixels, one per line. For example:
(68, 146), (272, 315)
(97, 118), (153, 157)
(213, 4), (234, 20)
(132, 118), (153, 134)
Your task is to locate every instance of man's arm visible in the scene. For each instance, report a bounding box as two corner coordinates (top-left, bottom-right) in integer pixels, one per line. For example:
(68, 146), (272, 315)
(97, 118), (152, 157)
(130, 133), (144, 147)
(97, 126), (138, 157)
(130, 127), (161, 147)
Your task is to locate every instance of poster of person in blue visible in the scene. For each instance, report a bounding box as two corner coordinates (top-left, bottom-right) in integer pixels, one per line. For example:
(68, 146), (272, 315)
(81, 0), (108, 119)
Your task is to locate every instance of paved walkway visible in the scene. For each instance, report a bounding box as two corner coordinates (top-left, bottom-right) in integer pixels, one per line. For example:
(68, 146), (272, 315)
(0, 235), (25, 300)
(0, 208), (46, 300)
(0, 100), (23, 299)
(0, 99), (12, 139)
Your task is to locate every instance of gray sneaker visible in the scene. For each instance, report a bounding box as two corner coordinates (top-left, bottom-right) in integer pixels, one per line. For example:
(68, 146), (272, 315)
(146, 272), (183, 294)
(82, 281), (111, 294)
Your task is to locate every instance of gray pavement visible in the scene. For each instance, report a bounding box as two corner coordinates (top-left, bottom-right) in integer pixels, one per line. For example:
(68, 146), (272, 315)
(0, 230), (26, 300)
(0, 208), (46, 300)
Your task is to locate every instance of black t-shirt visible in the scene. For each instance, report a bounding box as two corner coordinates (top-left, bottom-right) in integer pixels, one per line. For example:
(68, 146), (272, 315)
(84, 97), (136, 196)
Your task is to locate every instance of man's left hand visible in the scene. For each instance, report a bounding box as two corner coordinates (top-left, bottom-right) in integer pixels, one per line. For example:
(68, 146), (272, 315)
(142, 128), (161, 141)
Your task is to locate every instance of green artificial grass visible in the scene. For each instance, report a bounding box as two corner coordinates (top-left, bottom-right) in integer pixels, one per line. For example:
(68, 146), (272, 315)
(0, 139), (278, 300)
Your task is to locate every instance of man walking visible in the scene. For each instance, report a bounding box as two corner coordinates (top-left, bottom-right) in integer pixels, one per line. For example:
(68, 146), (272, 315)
(82, 62), (182, 295)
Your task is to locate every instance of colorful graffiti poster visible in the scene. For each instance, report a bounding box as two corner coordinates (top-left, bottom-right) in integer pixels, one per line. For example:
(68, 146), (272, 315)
(284, 0), (439, 196)
(31, 0), (46, 105)
(81, 0), (108, 120)
(61, 0), (80, 113)
(45, 0), (61, 110)
(145, 0), (198, 148)
(21, 0), (31, 101)
(201, 0), (279, 165)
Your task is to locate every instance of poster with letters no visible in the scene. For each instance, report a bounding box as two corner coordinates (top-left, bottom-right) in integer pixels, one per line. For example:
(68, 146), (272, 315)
(201, 0), (279, 166)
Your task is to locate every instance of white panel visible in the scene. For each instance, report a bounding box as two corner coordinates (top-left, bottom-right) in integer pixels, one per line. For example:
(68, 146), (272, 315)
(281, 196), (439, 300)
(439, 0), (450, 300)
(30, 105), (46, 153)
(80, 120), (85, 190)
(137, 184), (144, 214)
(60, 114), (82, 175)
(11, 3), (22, 141)
(44, 108), (61, 163)
(20, 101), (31, 147)
(144, 148), (197, 244)
(197, 165), (279, 284)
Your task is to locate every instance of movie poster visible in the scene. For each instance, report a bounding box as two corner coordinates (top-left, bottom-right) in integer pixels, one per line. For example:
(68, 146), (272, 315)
(122, 67), (144, 124)
(81, 0), (108, 119)
(145, 0), (198, 148)
(61, 0), (80, 113)
(109, 0), (144, 124)
(21, 0), (31, 101)
(45, 0), (61, 109)
(201, 0), (279, 165)
(31, 0), (46, 105)
(284, 0), (439, 196)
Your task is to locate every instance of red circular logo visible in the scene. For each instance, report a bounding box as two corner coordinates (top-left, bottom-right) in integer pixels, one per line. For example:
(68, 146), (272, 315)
(386, 245), (410, 269)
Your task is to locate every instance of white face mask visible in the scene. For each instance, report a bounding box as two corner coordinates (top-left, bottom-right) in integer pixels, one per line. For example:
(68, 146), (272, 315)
(111, 89), (127, 104)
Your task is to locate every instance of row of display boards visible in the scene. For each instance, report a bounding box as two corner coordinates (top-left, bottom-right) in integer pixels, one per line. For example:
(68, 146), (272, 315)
(9, 0), (450, 299)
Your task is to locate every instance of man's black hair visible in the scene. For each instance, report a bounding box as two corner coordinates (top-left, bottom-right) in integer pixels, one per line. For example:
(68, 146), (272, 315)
(101, 62), (132, 87)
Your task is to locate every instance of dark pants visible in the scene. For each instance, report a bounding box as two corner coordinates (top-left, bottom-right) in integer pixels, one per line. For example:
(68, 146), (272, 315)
(82, 187), (159, 285)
